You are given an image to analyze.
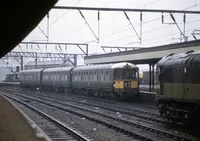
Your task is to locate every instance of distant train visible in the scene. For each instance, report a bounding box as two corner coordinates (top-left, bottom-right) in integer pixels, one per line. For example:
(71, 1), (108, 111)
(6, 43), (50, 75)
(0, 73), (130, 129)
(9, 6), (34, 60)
(19, 62), (140, 100)
(156, 50), (200, 123)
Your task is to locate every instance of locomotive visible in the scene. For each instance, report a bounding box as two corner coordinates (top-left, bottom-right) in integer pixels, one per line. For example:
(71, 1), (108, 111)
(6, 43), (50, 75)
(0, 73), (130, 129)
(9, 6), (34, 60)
(19, 62), (140, 100)
(156, 50), (200, 123)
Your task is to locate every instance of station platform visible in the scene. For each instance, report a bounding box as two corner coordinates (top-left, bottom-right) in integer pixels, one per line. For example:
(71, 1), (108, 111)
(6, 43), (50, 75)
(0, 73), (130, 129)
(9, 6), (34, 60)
(0, 94), (50, 141)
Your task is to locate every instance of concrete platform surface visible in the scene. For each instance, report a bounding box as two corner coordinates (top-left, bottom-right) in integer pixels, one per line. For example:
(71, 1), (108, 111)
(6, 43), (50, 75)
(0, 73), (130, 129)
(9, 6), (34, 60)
(0, 94), (50, 141)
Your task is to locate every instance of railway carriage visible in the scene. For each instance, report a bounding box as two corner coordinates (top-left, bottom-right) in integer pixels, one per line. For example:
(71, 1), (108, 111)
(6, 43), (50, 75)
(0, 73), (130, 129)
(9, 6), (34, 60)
(19, 68), (43, 89)
(42, 67), (74, 92)
(156, 50), (200, 123)
(72, 62), (139, 99)
(19, 62), (140, 100)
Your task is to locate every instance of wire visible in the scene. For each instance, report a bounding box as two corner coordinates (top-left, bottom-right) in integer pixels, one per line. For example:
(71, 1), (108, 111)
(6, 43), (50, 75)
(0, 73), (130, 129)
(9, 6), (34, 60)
(49, 0), (82, 29)
(100, 17), (161, 40)
(99, 0), (164, 21)
(101, 20), (200, 44)
(67, 22), (86, 33)
(142, 35), (194, 46)
(117, 34), (194, 47)
(99, 4), (200, 41)
(140, 29), (195, 45)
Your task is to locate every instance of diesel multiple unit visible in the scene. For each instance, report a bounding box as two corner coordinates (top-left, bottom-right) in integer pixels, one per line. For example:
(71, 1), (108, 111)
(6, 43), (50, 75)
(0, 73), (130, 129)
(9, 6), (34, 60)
(19, 62), (140, 99)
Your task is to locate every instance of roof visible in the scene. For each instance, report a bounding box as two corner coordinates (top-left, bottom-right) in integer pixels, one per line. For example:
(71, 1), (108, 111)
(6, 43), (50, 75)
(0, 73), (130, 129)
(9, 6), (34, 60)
(43, 67), (74, 73)
(20, 68), (43, 74)
(157, 49), (200, 67)
(25, 60), (73, 66)
(1, 0), (58, 58)
(85, 40), (200, 59)
(84, 40), (200, 64)
(73, 62), (138, 71)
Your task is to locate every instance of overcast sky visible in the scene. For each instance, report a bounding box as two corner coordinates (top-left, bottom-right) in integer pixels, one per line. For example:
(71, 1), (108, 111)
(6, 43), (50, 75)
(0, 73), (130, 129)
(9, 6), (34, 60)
(1, 0), (200, 71)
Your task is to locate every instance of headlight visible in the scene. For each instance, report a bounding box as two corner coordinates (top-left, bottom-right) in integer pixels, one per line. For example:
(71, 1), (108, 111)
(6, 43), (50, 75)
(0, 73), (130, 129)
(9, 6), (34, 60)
(113, 84), (116, 88)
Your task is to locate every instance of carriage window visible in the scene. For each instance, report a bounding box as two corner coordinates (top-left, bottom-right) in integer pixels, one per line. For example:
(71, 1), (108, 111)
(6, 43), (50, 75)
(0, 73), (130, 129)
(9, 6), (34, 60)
(65, 73), (67, 80)
(91, 72), (93, 81)
(97, 71), (100, 81)
(81, 72), (84, 80)
(74, 72), (77, 80)
(104, 71), (106, 81)
(110, 71), (112, 81)
(59, 73), (61, 80)
(101, 71), (104, 81)
(135, 71), (138, 79)
(105, 71), (109, 81)
(61, 73), (63, 80)
(163, 67), (172, 82)
(114, 69), (137, 79)
(94, 71), (97, 81)
(88, 72), (92, 81)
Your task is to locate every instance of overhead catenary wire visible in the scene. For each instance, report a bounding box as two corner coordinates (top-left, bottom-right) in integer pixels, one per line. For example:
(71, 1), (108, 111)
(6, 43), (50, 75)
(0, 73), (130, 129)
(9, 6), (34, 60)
(100, 4), (200, 41)
(101, 20), (200, 44)
(32, 0), (200, 50)
(98, 0), (164, 21)
(49, 0), (82, 28)
(41, 0), (164, 33)
(99, 5), (200, 44)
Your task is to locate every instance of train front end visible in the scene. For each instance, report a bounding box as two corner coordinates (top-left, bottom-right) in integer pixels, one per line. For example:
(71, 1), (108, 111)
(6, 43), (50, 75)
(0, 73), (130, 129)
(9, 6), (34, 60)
(112, 63), (139, 96)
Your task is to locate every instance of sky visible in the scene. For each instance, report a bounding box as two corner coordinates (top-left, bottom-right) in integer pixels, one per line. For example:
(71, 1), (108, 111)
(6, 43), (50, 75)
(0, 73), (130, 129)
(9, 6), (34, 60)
(1, 0), (200, 71)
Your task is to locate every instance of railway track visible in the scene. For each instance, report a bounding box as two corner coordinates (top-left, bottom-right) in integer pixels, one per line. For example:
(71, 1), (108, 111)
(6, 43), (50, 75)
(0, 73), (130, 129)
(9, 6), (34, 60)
(3, 90), (197, 141)
(18, 90), (169, 125)
(1, 86), (156, 108)
(1, 88), (167, 125)
(5, 87), (158, 115)
(3, 92), (153, 141)
(1, 93), (91, 141)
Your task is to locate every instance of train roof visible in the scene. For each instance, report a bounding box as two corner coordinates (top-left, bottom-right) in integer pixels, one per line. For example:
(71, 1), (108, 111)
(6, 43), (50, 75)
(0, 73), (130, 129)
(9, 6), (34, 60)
(73, 62), (138, 71)
(157, 49), (200, 67)
(20, 68), (43, 73)
(43, 67), (74, 73)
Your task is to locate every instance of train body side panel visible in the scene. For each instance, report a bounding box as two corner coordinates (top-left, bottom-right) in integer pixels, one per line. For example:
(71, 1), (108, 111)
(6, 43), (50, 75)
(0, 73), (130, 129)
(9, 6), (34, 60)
(163, 83), (200, 102)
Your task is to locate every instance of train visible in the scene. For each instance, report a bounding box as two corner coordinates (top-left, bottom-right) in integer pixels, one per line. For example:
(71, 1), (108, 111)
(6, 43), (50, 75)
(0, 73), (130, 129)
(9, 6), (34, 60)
(19, 62), (140, 100)
(156, 50), (200, 123)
